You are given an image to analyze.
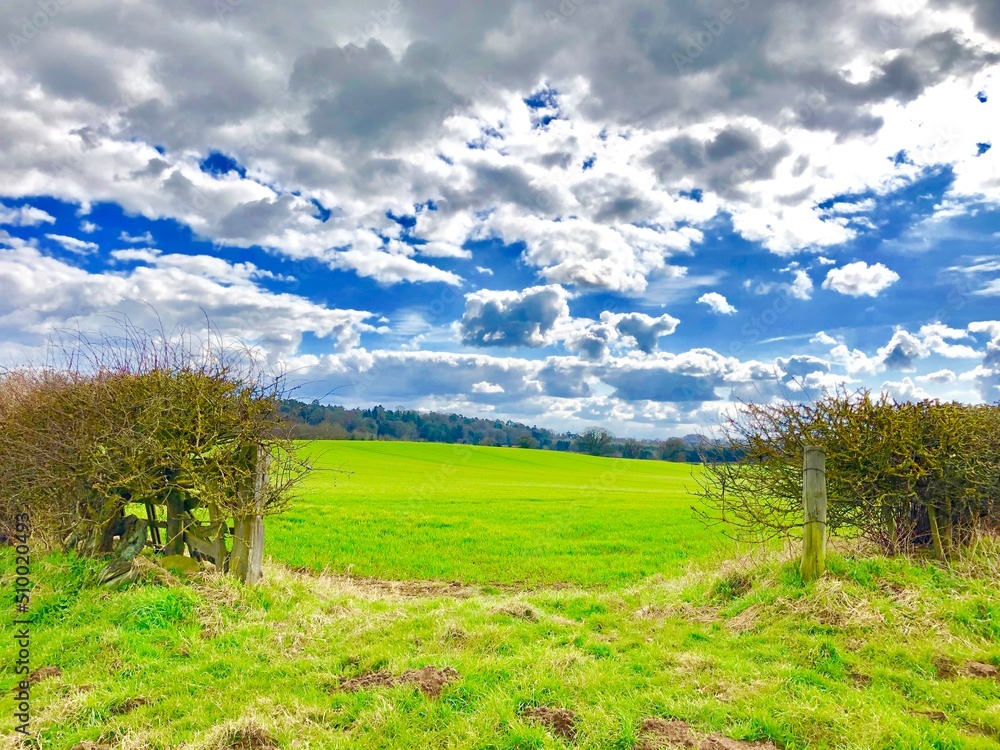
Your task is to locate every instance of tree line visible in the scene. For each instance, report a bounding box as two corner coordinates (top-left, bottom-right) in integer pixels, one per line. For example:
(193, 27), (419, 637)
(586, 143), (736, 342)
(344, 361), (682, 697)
(279, 400), (740, 462)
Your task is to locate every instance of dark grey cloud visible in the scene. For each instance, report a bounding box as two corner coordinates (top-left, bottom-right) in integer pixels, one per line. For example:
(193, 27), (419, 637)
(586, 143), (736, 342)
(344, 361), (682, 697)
(882, 343), (919, 371)
(536, 361), (592, 398)
(216, 196), (300, 242)
(645, 126), (791, 196)
(291, 40), (465, 150)
(462, 165), (553, 211)
(566, 323), (615, 361)
(603, 367), (720, 403)
(777, 355), (830, 378)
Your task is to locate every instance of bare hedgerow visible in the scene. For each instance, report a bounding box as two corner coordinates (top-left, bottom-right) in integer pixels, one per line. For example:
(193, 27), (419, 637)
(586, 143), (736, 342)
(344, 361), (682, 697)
(0, 320), (308, 554)
(693, 387), (1000, 559)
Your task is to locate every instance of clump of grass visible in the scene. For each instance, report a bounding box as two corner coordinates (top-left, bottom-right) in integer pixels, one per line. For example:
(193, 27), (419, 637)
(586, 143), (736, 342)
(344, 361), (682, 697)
(710, 571), (753, 602)
(200, 717), (279, 750)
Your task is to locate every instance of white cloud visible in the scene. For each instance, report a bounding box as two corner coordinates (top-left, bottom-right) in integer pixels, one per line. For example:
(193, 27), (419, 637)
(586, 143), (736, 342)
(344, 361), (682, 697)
(0, 246), (378, 360)
(822, 261), (900, 297)
(563, 310), (680, 359)
(697, 292), (737, 315)
(118, 230), (155, 244)
(811, 331), (839, 346)
(471, 381), (505, 394)
(916, 369), (957, 384)
(44, 234), (99, 255)
(79, 221), (99, 233)
(881, 377), (931, 403)
(0, 204), (56, 227)
(753, 268), (814, 300)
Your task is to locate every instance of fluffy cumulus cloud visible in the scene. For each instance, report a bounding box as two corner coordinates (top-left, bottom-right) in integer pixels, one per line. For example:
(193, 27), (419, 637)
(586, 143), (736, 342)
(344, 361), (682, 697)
(0, 0), (999, 434)
(822, 262), (901, 297)
(460, 285), (570, 347)
(563, 310), (680, 360)
(698, 292), (737, 315)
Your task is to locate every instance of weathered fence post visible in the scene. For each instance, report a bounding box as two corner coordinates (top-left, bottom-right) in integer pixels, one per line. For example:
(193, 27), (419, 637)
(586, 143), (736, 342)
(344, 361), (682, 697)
(164, 489), (187, 556)
(231, 446), (269, 584)
(800, 445), (827, 583)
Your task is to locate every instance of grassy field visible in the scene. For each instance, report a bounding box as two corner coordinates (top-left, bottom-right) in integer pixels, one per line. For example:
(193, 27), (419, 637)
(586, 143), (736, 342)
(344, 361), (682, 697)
(2, 442), (999, 749)
(267, 441), (728, 587)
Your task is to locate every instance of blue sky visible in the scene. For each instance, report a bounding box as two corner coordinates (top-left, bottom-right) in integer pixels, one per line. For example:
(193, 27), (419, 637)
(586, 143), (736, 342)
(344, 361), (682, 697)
(1, 0), (999, 437)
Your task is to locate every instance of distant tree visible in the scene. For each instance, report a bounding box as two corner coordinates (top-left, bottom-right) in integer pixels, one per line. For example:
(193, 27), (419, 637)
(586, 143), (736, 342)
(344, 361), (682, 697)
(578, 427), (613, 456)
(620, 437), (644, 459)
(518, 435), (537, 449)
(658, 437), (691, 462)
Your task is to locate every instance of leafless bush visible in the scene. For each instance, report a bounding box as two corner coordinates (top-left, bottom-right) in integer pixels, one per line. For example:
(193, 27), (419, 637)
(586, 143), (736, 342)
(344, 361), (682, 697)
(0, 321), (307, 555)
(694, 387), (1000, 558)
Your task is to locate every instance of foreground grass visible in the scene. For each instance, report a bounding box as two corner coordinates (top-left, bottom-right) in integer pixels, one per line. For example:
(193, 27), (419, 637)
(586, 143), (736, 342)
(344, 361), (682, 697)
(4, 548), (999, 749)
(268, 442), (726, 587)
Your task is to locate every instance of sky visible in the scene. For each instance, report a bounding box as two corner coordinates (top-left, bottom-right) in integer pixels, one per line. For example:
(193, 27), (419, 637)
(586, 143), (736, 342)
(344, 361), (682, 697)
(0, 0), (999, 438)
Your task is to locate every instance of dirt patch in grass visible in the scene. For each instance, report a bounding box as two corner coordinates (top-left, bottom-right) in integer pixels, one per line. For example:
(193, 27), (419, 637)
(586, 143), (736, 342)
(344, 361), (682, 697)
(291, 567), (481, 599)
(357, 577), (478, 599)
(110, 696), (151, 715)
(28, 665), (61, 684)
(933, 655), (958, 678)
(337, 666), (459, 698)
(400, 666), (460, 698)
(522, 706), (577, 741)
(213, 719), (279, 749)
(637, 718), (779, 750)
(965, 661), (999, 679)
(848, 671), (871, 687)
(70, 744), (112, 750)
(636, 602), (720, 623)
(725, 605), (760, 633)
(338, 671), (397, 692)
(494, 603), (540, 621)
(911, 709), (948, 723)
(639, 718), (700, 748)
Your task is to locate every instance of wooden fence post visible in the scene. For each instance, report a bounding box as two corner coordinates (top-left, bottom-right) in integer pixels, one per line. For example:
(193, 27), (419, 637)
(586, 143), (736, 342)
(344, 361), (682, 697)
(800, 445), (827, 583)
(231, 446), (269, 584)
(164, 489), (187, 556)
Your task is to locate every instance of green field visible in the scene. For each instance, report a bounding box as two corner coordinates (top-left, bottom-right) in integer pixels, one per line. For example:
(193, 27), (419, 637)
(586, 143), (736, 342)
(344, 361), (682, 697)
(3, 442), (999, 749)
(267, 441), (728, 586)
